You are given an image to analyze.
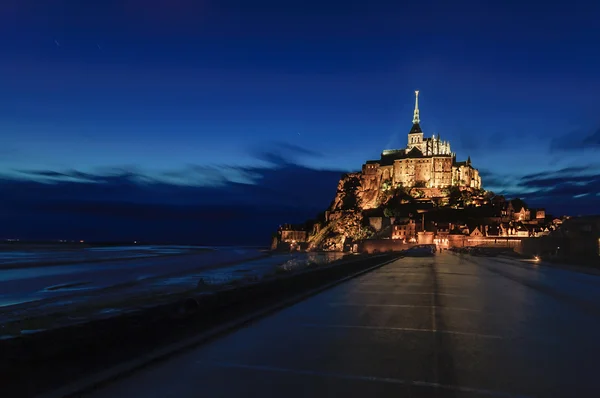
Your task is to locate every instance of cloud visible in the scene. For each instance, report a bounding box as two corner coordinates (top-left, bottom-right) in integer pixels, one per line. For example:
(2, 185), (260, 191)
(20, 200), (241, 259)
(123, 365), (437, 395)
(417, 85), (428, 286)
(12, 169), (102, 183)
(520, 165), (591, 181)
(482, 164), (600, 216)
(477, 168), (513, 189)
(3, 138), (599, 244)
(550, 127), (600, 152)
(0, 144), (344, 244)
(251, 141), (323, 167)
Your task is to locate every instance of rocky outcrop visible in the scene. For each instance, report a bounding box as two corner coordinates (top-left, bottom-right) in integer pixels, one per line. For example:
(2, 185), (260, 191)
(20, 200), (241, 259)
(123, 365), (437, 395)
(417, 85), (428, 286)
(329, 172), (383, 212)
(329, 173), (361, 212)
(308, 211), (374, 251)
(359, 172), (382, 209)
(282, 164), (488, 252)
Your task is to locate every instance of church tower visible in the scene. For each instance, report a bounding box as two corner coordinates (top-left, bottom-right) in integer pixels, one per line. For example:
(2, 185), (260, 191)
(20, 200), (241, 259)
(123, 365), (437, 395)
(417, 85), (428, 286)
(407, 90), (424, 152)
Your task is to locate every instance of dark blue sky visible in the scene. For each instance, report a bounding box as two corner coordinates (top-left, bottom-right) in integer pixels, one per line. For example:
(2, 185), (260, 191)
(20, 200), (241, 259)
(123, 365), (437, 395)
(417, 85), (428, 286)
(1, 0), (599, 243)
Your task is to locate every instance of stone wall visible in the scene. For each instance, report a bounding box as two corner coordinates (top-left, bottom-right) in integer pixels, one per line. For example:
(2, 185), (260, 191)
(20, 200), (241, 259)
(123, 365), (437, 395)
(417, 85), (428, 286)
(360, 240), (417, 254)
(415, 187), (444, 198)
(469, 237), (522, 249)
(280, 230), (308, 243)
(417, 231), (434, 244)
(445, 235), (522, 249)
(447, 234), (468, 247)
(432, 157), (453, 187)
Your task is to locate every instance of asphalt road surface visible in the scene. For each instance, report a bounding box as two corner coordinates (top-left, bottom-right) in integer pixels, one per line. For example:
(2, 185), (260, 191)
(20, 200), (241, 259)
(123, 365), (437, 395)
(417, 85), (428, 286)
(84, 252), (600, 398)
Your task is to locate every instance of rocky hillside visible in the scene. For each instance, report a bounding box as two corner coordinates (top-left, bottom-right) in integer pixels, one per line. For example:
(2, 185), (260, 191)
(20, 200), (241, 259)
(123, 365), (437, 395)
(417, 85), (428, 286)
(277, 170), (493, 251)
(308, 211), (374, 251)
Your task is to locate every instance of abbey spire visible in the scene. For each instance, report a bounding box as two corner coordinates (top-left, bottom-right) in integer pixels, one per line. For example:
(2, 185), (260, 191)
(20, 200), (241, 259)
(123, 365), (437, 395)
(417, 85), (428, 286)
(412, 90), (420, 124)
(409, 90), (423, 135)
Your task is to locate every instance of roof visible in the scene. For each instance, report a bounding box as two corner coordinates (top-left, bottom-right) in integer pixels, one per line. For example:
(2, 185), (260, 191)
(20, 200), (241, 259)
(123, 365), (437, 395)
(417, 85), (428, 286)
(453, 159), (476, 167)
(409, 123), (422, 134)
(510, 199), (528, 212)
(406, 147), (424, 158)
(379, 155), (397, 166)
(375, 147), (452, 165)
(379, 148), (417, 165)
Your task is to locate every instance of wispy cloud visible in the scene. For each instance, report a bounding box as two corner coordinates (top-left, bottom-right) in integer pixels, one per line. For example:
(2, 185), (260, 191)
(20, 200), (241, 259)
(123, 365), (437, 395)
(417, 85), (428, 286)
(549, 127), (600, 152)
(483, 164), (600, 215)
(0, 143), (344, 243)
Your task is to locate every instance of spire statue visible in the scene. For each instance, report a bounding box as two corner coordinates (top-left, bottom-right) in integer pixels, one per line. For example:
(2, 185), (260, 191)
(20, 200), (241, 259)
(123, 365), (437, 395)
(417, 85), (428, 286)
(412, 90), (420, 124)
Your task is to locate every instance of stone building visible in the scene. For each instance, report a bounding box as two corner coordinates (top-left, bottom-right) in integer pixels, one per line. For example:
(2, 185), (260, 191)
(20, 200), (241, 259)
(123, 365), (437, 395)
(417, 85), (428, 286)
(391, 219), (416, 241)
(359, 91), (481, 209)
(278, 224), (308, 243)
(501, 199), (546, 224)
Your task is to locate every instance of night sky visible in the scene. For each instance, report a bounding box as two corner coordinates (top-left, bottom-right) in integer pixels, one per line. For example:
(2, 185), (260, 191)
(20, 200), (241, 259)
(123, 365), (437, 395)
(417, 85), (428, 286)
(1, 0), (599, 244)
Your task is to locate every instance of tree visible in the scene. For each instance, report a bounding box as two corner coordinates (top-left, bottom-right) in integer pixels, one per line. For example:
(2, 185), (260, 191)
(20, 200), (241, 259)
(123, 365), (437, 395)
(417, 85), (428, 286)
(381, 178), (393, 192)
(414, 180), (426, 188)
(411, 189), (425, 199)
(392, 183), (412, 204)
(461, 190), (474, 206)
(511, 198), (528, 211)
(380, 182), (413, 209)
(384, 206), (402, 218)
(334, 212), (374, 241)
(442, 186), (462, 207)
(491, 194), (506, 208)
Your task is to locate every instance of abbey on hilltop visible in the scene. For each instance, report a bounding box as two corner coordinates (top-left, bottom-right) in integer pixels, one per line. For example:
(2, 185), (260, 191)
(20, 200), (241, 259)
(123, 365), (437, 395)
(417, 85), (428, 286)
(357, 91), (481, 209)
(271, 91), (579, 254)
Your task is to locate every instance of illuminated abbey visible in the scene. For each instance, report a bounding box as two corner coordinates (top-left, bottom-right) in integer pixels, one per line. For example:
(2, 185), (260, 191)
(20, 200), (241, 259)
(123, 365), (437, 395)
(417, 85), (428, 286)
(362, 91), (480, 187)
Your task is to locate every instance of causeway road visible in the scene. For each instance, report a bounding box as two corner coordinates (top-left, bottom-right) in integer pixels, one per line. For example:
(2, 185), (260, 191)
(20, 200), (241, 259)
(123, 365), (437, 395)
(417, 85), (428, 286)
(83, 252), (600, 398)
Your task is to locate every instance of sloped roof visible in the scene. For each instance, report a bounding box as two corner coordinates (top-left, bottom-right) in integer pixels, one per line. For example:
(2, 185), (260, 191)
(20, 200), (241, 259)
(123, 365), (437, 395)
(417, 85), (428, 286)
(409, 123), (422, 134)
(510, 199), (528, 212)
(406, 147), (424, 158)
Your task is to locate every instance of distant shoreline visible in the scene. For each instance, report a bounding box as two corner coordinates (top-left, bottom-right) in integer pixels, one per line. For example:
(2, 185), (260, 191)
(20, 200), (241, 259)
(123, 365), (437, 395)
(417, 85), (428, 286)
(0, 241), (269, 248)
(0, 243), (270, 270)
(0, 247), (215, 270)
(0, 247), (220, 270)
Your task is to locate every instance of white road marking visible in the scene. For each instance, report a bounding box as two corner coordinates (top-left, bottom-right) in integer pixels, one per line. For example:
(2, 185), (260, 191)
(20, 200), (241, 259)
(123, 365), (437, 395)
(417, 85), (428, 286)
(361, 272), (432, 277)
(431, 285), (439, 384)
(357, 282), (465, 288)
(328, 303), (481, 312)
(356, 282), (429, 286)
(200, 361), (532, 398)
(353, 291), (470, 297)
(302, 324), (504, 339)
